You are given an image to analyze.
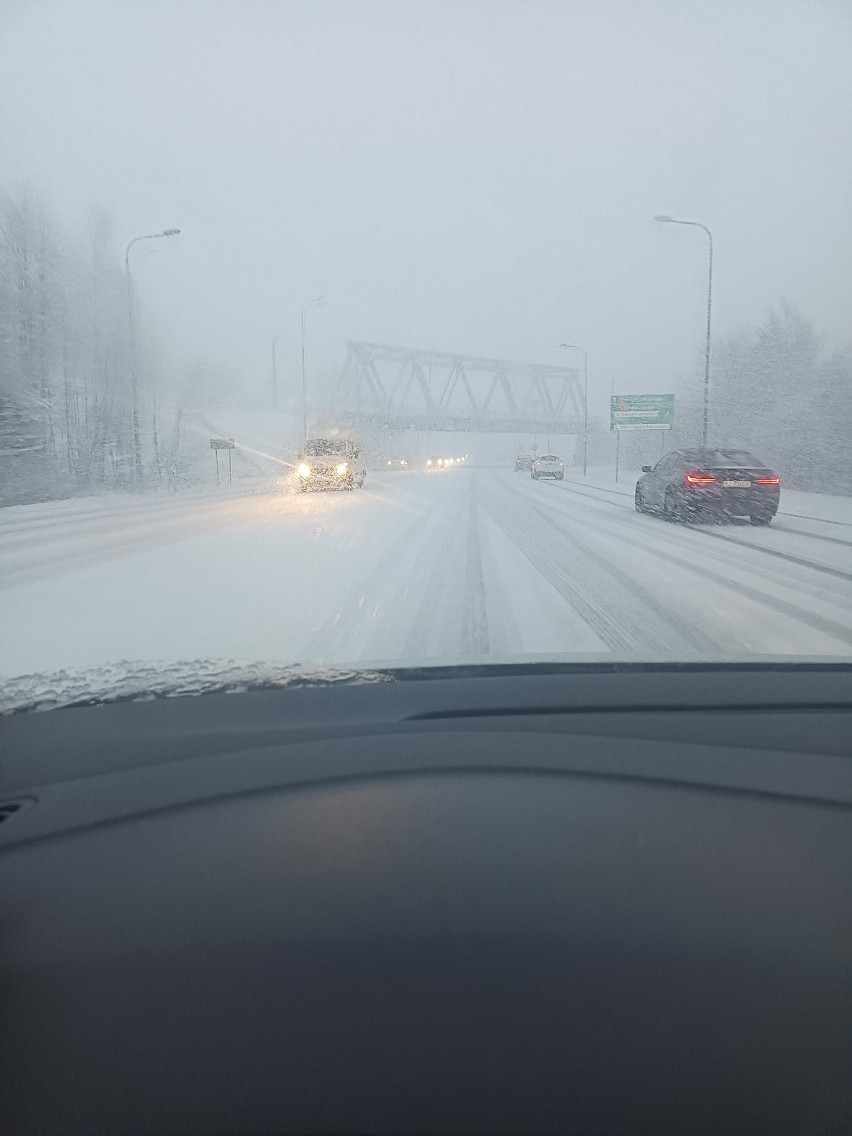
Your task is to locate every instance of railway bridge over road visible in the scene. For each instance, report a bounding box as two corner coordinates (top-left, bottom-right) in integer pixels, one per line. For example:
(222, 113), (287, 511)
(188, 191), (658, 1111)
(326, 341), (583, 435)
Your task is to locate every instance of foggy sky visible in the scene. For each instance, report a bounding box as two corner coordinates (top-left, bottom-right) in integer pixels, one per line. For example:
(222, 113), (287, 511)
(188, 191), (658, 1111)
(2, 0), (851, 415)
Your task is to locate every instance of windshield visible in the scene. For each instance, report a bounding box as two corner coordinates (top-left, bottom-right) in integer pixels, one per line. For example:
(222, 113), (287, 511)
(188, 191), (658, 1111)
(2, 1), (851, 710)
(304, 439), (347, 457)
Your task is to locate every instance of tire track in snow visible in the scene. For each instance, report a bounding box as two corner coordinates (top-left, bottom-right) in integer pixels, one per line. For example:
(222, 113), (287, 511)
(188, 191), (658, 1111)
(300, 477), (468, 664)
(0, 495), (302, 590)
(537, 477), (852, 609)
(490, 481), (721, 654)
(525, 476), (852, 609)
(478, 491), (656, 652)
(403, 480), (472, 660)
(516, 479), (852, 650)
(545, 478), (852, 575)
(459, 490), (489, 656)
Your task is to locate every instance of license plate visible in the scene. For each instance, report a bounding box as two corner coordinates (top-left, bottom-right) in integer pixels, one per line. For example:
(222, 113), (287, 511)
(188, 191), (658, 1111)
(723, 479), (751, 488)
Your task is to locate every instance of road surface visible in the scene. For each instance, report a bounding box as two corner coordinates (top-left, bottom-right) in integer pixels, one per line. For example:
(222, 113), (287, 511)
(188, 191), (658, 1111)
(3, 469), (852, 684)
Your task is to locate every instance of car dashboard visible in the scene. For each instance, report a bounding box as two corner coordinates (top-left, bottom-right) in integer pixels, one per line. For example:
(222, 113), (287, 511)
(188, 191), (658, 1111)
(2, 662), (851, 1135)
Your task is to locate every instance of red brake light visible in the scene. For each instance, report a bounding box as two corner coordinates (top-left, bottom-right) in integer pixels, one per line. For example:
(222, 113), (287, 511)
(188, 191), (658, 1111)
(755, 476), (780, 485)
(684, 472), (717, 486)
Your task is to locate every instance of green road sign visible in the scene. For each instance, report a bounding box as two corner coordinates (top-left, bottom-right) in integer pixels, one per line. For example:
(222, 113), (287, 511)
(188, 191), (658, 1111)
(610, 393), (675, 431)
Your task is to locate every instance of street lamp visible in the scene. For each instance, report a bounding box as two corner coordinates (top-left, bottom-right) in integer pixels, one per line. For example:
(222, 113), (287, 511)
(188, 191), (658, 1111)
(559, 343), (588, 477)
(125, 228), (182, 490)
(654, 214), (713, 448)
(301, 295), (325, 444)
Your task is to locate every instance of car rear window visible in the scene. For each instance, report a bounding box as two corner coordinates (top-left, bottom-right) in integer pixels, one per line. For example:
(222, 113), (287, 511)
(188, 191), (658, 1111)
(681, 450), (763, 467)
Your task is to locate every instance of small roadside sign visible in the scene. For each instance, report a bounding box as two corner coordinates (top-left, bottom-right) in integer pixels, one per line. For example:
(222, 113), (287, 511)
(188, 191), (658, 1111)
(610, 394), (675, 431)
(209, 438), (236, 484)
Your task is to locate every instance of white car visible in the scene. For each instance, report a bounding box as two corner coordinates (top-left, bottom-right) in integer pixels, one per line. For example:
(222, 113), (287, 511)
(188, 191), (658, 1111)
(296, 437), (366, 491)
(531, 454), (564, 480)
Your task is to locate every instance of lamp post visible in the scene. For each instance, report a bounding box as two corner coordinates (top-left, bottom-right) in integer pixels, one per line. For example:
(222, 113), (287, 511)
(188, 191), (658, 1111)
(559, 343), (588, 477)
(124, 228), (181, 490)
(654, 215), (713, 448)
(300, 296), (325, 444)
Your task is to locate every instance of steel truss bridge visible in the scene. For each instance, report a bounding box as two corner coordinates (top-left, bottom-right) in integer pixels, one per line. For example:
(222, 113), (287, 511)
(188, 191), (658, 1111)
(329, 341), (583, 434)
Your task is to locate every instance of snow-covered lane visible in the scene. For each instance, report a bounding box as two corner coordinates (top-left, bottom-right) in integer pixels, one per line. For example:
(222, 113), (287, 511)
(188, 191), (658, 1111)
(2, 469), (851, 681)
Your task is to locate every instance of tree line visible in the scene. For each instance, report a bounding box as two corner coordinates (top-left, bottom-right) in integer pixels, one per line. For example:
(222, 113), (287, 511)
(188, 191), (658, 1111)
(0, 187), (212, 506)
(590, 302), (851, 493)
(0, 188), (141, 505)
(669, 302), (852, 492)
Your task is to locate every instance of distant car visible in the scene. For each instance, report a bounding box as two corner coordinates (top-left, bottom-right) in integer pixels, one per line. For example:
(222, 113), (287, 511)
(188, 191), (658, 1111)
(425, 456), (447, 470)
(635, 448), (781, 524)
(385, 457), (410, 470)
(531, 454), (564, 480)
(296, 437), (366, 491)
(515, 455), (532, 472)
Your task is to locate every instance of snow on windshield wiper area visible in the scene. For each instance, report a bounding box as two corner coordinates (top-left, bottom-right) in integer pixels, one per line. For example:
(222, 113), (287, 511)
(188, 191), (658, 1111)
(0, 661), (395, 716)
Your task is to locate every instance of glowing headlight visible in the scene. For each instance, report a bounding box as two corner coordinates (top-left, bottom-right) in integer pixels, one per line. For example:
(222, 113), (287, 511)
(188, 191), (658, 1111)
(336, 462), (348, 476)
(437, 459), (444, 466)
(427, 460), (432, 466)
(297, 463), (311, 478)
(387, 460), (392, 466)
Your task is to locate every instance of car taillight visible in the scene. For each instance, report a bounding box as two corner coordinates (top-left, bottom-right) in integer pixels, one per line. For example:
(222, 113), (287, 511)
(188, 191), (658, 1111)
(755, 476), (780, 485)
(684, 472), (717, 486)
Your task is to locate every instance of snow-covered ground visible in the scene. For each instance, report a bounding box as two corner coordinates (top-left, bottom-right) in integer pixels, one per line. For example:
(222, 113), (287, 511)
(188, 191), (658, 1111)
(2, 468), (852, 700)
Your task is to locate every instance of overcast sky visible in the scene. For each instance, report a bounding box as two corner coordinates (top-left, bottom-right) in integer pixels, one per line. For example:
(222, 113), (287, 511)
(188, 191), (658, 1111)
(2, 0), (851, 413)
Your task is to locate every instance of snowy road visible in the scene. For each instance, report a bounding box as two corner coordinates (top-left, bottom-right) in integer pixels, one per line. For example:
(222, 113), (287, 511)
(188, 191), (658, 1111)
(3, 469), (852, 679)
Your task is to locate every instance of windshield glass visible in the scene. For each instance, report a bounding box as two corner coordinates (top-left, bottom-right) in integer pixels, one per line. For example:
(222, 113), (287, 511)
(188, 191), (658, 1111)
(304, 439), (347, 457)
(1, 1), (851, 710)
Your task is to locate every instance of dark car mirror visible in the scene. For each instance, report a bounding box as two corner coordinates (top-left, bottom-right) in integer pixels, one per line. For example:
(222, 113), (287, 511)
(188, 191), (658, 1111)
(641, 465), (652, 473)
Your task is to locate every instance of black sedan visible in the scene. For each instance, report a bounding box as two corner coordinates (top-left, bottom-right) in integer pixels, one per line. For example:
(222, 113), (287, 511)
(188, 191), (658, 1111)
(635, 448), (781, 524)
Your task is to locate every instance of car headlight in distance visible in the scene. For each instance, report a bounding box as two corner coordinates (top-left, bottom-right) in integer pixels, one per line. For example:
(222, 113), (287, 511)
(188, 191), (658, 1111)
(426, 460), (432, 466)
(387, 460), (392, 466)
(297, 463), (311, 478)
(336, 462), (348, 476)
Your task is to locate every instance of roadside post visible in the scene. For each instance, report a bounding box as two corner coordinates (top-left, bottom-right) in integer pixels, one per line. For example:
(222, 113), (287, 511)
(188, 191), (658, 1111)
(210, 437), (236, 485)
(610, 394), (675, 483)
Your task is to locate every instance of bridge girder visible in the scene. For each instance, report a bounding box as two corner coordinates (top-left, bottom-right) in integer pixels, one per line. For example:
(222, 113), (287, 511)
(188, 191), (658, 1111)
(333, 340), (583, 434)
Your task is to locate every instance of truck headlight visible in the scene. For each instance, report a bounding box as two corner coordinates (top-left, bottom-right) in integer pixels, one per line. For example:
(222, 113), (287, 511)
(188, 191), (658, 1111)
(336, 462), (348, 476)
(297, 463), (311, 478)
